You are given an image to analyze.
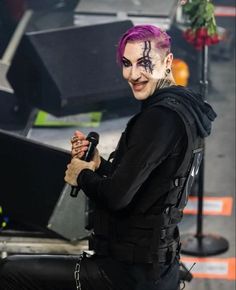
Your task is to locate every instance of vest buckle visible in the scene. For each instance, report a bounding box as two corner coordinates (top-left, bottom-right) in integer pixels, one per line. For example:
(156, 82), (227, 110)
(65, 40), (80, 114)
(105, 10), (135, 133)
(174, 177), (186, 187)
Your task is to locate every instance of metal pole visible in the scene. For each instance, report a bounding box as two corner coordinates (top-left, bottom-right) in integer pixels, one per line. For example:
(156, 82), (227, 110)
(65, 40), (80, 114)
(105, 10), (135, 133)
(0, 10), (33, 93)
(181, 44), (229, 256)
(1, 10), (33, 65)
(200, 45), (209, 99)
(196, 45), (208, 238)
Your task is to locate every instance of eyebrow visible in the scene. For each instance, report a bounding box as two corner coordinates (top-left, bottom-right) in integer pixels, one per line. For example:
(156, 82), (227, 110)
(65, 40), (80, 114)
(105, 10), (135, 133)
(122, 56), (152, 63)
(122, 56), (131, 61)
(137, 56), (152, 62)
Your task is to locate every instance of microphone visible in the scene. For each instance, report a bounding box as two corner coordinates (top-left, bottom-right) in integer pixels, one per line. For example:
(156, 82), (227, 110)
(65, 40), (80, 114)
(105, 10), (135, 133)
(70, 132), (99, 197)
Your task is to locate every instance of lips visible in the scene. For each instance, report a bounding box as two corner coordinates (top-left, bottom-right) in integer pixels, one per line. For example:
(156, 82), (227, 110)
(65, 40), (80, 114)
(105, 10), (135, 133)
(131, 81), (147, 92)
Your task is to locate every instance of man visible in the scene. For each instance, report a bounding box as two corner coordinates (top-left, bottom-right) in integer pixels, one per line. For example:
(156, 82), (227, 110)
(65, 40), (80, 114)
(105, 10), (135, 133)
(0, 24), (216, 290)
(64, 25), (216, 290)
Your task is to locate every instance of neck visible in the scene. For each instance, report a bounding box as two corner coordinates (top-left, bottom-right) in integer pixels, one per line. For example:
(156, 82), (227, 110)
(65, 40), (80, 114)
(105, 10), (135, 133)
(156, 78), (176, 90)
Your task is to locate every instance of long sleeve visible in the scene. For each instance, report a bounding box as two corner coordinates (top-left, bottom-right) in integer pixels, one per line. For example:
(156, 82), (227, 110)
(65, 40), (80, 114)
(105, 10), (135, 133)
(95, 157), (112, 176)
(78, 106), (186, 211)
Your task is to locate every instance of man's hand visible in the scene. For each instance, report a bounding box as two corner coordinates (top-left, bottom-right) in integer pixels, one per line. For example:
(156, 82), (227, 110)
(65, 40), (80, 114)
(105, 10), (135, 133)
(71, 130), (89, 159)
(91, 148), (101, 170)
(64, 158), (96, 186)
(71, 130), (101, 169)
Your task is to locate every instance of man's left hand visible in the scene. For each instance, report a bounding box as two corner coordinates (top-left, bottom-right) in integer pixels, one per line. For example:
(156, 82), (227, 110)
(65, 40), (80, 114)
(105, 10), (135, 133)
(64, 158), (96, 186)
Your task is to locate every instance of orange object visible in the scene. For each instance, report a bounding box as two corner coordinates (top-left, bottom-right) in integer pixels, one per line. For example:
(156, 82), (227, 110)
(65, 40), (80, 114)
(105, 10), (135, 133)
(172, 58), (190, 86)
(184, 196), (233, 216)
(181, 257), (236, 280)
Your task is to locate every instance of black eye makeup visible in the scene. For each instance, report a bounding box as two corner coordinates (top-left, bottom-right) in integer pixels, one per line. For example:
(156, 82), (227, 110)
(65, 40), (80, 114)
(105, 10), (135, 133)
(122, 57), (132, 67)
(142, 41), (155, 73)
(137, 58), (152, 68)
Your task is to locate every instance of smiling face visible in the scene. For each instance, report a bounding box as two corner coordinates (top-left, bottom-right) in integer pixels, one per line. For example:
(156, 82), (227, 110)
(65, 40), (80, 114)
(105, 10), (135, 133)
(122, 40), (173, 100)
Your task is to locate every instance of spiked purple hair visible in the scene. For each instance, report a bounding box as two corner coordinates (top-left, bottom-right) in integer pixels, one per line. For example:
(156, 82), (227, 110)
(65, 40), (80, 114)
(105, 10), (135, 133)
(117, 24), (171, 65)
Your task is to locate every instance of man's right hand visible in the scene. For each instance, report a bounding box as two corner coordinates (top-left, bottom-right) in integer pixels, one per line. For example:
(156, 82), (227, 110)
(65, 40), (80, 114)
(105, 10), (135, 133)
(71, 130), (89, 159)
(71, 130), (101, 169)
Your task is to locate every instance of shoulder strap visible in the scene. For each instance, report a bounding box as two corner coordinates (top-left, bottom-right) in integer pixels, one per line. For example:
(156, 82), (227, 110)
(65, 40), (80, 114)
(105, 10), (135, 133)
(152, 94), (204, 210)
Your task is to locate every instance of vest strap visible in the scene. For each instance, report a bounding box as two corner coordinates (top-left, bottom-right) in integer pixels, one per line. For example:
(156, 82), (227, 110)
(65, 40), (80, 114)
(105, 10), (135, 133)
(90, 235), (180, 265)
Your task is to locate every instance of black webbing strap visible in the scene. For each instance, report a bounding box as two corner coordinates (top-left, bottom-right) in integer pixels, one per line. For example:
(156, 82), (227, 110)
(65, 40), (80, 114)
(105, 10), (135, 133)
(155, 96), (203, 211)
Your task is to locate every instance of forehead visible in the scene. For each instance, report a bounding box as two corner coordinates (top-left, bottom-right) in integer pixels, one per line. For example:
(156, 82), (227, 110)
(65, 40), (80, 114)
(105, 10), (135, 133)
(123, 40), (159, 61)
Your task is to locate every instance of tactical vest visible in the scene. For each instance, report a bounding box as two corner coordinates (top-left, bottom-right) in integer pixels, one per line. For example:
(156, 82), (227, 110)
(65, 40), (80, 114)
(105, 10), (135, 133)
(89, 94), (204, 277)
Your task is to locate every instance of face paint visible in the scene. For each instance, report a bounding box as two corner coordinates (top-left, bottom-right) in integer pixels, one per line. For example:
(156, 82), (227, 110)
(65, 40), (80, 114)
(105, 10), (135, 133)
(122, 40), (169, 100)
(142, 41), (154, 74)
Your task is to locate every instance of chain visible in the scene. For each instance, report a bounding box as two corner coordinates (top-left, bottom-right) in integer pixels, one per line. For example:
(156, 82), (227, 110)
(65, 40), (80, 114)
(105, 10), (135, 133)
(74, 253), (84, 290)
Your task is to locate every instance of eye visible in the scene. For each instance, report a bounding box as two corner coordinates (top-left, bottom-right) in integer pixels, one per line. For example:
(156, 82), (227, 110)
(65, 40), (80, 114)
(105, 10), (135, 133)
(122, 58), (132, 68)
(138, 59), (152, 67)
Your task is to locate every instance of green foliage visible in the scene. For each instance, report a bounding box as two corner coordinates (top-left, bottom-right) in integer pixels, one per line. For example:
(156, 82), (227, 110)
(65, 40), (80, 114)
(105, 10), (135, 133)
(183, 0), (218, 35)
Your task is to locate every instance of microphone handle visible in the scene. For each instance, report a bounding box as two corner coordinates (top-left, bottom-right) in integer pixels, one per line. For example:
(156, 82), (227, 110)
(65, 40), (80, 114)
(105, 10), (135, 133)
(70, 185), (80, 197)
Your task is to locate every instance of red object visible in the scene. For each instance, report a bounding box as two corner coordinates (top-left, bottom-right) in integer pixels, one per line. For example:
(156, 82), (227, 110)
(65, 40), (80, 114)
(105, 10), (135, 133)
(183, 27), (220, 50)
(196, 27), (208, 38)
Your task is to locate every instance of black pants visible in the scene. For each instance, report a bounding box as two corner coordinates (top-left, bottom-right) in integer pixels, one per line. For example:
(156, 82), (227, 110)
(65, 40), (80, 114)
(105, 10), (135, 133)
(0, 254), (180, 290)
(0, 254), (78, 290)
(77, 254), (180, 290)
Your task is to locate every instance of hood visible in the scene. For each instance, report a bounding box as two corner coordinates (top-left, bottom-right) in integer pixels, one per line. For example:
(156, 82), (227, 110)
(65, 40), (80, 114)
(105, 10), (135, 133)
(142, 85), (217, 138)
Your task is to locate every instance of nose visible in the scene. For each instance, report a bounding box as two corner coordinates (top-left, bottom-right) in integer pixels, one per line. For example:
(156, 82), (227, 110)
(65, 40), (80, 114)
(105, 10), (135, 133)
(130, 65), (141, 82)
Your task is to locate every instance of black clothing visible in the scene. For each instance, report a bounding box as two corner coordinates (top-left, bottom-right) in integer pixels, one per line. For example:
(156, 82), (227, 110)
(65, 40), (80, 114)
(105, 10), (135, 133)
(0, 254), (77, 290)
(79, 86), (216, 209)
(76, 254), (180, 290)
(76, 85), (216, 286)
(80, 105), (187, 210)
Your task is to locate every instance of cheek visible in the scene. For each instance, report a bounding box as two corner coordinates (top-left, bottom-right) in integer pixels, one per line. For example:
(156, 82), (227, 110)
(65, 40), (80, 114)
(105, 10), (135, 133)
(142, 70), (159, 82)
(150, 71), (160, 80)
(152, 64), (166, 78)
(122, 68), (130, 80)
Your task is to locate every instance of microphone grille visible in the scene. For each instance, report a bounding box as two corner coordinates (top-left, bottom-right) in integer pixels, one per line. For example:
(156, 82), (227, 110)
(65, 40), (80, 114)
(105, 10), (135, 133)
(87, 132), (99, 145)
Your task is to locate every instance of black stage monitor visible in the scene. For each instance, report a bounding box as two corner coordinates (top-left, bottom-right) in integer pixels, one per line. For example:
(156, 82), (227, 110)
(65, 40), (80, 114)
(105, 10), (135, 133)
(7, 20), (134, 117)
(0, 129), (70, 233)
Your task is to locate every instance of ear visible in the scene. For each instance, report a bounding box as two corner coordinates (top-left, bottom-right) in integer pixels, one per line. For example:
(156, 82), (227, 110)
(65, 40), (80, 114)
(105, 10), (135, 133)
(165, 53), (174, 68)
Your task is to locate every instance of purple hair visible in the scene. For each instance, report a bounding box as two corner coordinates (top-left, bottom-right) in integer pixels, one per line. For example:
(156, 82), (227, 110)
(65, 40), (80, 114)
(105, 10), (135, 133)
(117, 24), (171, 65)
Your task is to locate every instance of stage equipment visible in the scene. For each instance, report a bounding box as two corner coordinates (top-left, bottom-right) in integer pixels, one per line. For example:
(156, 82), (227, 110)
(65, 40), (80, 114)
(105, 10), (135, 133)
(0, 129), (71, 234)
(25, 0), (79, 11)
(7, 20), (134, 117)
(47, 184), (89, 241)
(0, 89), (35, 134)
(74, 0), (178, 29)
(0, 9), (36, 135)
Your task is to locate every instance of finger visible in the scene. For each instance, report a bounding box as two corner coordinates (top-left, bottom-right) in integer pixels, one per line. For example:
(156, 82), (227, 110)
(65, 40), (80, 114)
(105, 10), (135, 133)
(72, 145), (88, 155)
(71, 132), (85, 144)
(72, 151), (84, 159)
(71, 150), (80, 158)
(74, 130), (86, 139)
(72, 140), (89, 148)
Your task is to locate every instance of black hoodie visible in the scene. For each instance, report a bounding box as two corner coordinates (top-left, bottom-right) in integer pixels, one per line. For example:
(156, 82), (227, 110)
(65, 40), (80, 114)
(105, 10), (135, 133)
(79, 85), (217, 211)
(142, 85), (217, 138)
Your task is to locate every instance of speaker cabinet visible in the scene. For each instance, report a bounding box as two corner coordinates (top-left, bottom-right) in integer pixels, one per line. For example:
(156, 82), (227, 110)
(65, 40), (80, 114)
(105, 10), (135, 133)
(0, 129), (71, 233)
(7, 20), (134, 117)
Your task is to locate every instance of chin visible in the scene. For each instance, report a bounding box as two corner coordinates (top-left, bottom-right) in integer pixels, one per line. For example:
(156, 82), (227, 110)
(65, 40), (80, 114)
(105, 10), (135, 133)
(132, 91), (150, 101)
